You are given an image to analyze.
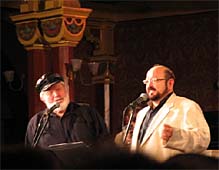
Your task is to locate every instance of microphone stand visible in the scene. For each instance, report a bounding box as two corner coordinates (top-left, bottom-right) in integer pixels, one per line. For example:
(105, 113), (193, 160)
(32, 103), (60, 148)
(122, 105), (136, 144)
(32, 113), (50, 148)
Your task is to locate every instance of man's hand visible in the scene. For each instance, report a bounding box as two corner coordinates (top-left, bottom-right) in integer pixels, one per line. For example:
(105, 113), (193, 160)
(161, 124), (173, 144)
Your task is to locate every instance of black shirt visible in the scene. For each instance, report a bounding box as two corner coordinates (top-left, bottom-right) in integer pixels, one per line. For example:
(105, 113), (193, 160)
(25, 102), (108, 149)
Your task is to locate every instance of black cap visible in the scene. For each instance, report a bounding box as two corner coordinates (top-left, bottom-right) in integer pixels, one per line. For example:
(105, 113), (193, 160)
(35, 73), (64, 93)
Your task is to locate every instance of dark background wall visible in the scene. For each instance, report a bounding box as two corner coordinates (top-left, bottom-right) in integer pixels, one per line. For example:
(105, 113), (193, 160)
(1, 7), (28, 145)
(111, 11), (218, 148)
(112, 10), (218, 130)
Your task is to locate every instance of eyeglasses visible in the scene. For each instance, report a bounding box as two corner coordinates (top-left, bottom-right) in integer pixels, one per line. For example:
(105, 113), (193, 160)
(142, 78), (168, 85)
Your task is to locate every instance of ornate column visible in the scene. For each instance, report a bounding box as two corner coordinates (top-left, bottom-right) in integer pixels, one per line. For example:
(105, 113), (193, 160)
(85, 20), (116, 131)
(10, 0), (92, 118)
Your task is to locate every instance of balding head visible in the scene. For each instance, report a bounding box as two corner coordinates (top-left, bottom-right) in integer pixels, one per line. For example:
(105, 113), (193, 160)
(148, 65), (175, 81)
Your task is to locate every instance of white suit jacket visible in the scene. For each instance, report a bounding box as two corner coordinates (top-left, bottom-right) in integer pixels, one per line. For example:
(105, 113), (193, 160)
(130, 93), (210, 162)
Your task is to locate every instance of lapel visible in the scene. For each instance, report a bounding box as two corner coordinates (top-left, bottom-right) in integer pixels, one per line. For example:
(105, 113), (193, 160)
(140, 93), (176, 146)
(132, 107), (150, 146)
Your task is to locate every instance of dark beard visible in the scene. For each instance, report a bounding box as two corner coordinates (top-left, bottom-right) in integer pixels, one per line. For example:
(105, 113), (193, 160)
(150, 94), (160, 101)
(150, 86), (169, 102)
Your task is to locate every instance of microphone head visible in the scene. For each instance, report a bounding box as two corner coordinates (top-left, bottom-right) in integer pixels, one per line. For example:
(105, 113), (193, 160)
(139, 93), (148, 101)
(52, 103), (60, 111)
(54, 103), (60, 108)
(129, 93), (148, 107)
(47, 103), (60, 115)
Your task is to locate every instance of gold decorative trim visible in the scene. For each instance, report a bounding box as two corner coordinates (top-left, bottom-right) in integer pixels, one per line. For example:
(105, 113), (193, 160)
(11, 5), (92, 48)
(16, 20), (41, 46)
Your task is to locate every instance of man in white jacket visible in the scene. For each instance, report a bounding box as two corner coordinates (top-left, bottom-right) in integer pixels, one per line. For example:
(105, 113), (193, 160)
(130, 64), (210, 162)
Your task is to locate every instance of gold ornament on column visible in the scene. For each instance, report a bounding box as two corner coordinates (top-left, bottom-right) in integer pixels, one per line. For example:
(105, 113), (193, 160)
(11, 0), (92, 50)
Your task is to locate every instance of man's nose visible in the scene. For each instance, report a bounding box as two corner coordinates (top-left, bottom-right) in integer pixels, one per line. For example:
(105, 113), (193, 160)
(147, 80), (154, 87)
(52, 91), (59, 97)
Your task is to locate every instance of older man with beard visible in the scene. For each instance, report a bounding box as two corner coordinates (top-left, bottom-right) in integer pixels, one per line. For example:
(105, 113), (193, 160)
(25, 73), (108, 149)
(130, 64), (210, 162)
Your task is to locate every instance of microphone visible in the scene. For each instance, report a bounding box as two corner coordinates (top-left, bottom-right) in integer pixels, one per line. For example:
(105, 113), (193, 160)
(129, 93), (148, 107)
(122, 93), (148, 144)
(45, 103), (60, 115)
(32, 103), (60, 147)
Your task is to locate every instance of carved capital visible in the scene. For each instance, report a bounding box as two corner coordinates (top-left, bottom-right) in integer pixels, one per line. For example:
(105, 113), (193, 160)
(15, 20), (41, 46)
(10, 1), (92, 49)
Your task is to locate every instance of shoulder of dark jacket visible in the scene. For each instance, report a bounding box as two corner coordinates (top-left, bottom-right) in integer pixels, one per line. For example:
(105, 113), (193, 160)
(69, 102), (98, 122)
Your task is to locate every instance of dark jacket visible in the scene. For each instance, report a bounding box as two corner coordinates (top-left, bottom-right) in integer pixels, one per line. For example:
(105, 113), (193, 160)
(25, 102), (108, 149)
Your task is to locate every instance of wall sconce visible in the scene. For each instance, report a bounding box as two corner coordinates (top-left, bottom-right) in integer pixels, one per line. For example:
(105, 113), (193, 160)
(3, 70), (24, 91)
(65, 56), (116, 131)
(65, 56), (116, 86)
(214, 80), (219, 90)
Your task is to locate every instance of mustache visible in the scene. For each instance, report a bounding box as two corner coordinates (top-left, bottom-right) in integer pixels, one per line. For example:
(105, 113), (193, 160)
(148, 87), (156, 91)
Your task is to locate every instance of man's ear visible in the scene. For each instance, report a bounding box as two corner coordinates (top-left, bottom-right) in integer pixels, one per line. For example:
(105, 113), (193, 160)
(168, 78), (175, 90)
